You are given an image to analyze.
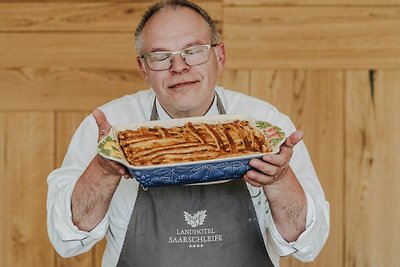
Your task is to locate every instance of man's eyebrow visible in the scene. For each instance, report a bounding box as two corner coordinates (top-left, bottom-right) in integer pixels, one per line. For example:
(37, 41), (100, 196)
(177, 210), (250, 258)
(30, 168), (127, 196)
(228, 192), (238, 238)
(148, 41), (206, 53)
(148, 47), (169, 53)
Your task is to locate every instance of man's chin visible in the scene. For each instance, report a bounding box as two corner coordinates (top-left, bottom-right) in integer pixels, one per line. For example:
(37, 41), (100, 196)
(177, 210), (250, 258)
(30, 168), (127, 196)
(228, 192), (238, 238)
(169, 103), (203, 118)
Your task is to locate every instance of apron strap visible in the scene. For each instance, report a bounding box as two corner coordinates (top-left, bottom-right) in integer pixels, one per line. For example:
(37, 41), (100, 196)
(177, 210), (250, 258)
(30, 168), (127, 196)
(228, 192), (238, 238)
(150, 92), (226, 121)
(150, 97), (158, 121)
(216, 92), (226, 115)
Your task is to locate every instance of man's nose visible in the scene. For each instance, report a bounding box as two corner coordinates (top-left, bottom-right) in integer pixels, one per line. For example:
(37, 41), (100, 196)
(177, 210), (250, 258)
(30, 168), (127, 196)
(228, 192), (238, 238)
(169, 54), (190, 73)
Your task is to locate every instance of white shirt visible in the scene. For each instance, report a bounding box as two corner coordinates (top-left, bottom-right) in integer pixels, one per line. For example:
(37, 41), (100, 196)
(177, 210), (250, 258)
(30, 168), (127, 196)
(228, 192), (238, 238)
(47, 86), (329, 267)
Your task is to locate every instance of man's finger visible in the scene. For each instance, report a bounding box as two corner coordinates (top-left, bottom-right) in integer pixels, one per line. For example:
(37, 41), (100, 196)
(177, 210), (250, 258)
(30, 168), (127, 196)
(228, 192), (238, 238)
(92, 109), (111, 136)
(284, 130), (303, 148)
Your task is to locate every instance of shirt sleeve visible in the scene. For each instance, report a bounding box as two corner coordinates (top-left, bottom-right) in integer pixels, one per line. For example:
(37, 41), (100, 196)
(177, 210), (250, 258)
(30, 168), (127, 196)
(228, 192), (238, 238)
(264, 140), (330, 261)
(46, 115), (109, 257)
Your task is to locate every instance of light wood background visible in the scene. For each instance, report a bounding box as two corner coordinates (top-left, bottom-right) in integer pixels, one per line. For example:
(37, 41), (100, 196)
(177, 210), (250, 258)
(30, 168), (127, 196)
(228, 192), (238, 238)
(0, 0), (399, 266)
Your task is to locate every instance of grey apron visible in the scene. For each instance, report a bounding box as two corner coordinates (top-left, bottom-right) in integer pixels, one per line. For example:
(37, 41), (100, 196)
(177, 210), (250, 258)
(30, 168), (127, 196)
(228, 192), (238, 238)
(116, 93), (274, 267)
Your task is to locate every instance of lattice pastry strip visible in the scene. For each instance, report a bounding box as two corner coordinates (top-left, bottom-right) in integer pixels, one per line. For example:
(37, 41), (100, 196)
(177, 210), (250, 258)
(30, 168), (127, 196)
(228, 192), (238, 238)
(118, 120), (271, 166)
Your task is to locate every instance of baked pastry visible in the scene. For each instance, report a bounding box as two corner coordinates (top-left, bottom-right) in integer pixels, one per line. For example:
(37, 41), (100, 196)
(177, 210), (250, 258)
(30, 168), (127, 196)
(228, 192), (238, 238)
(118, 120), (271, 166)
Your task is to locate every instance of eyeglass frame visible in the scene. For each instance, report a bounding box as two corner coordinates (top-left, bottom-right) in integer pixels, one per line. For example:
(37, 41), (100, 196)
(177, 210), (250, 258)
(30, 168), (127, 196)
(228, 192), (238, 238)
(139, 43), (219, 71)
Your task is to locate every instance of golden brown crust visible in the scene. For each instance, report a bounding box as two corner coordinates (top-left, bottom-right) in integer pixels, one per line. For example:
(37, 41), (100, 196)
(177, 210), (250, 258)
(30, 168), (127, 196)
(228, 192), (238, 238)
(118, 120), (271, 166)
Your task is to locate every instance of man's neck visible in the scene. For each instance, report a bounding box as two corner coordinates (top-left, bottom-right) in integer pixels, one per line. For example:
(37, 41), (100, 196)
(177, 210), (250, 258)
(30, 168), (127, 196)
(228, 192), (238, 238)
(157, 95), (217, 119)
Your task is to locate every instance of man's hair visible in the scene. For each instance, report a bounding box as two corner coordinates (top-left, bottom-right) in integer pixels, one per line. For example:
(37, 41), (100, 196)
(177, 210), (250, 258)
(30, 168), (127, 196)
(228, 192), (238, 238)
(134, 0), (219, 55)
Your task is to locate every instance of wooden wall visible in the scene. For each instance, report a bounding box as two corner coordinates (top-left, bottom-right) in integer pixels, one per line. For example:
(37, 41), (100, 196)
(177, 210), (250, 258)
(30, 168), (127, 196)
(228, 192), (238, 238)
(0, 0), (399, 266)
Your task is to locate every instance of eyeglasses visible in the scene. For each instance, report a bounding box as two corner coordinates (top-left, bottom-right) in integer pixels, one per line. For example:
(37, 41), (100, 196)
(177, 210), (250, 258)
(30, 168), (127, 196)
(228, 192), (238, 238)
(141, 44), (218, 71)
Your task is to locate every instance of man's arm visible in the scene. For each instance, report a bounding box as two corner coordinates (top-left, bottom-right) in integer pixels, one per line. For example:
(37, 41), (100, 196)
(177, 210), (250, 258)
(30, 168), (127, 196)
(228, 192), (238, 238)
(244, 131), (307, 242)
(47, 109), (132, 257)
(71, 109), (131, 231)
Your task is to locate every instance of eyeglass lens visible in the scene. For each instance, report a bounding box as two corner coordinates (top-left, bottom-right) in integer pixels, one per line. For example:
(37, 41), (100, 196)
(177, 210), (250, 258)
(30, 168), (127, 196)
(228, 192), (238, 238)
(145, 45), (213, 71)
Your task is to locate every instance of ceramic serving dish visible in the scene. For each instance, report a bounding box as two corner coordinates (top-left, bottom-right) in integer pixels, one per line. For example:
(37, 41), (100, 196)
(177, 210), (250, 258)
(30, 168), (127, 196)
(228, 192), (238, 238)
(97, 114), (285, 188)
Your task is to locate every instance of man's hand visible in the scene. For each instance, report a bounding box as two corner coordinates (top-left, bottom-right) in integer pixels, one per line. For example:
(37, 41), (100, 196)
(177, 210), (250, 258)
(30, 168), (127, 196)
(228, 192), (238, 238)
(244, 131), (303, 187)
(93, 109), (131, 179)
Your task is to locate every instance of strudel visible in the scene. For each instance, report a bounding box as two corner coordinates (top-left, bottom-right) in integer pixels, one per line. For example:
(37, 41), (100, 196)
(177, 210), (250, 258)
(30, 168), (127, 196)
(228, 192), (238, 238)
(118, 120), (271, 166)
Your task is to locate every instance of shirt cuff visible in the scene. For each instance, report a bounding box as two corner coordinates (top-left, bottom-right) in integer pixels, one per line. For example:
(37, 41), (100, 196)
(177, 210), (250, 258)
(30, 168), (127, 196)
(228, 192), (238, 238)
(53, 180), (109, 246)
(265, 189), (316, 256)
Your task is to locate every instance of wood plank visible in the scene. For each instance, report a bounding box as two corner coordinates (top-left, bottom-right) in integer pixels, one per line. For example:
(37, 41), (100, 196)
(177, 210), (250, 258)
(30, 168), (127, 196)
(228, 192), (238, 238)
(250, 70), (344, 267)
(0, 32), (142, 111)
(0, 67), (147, 111)
(221, 69), (251, 94)
(0, 113), (11, 267)
(4, 112), (55, 266)
(1, 33), (139, 68)
(224, 0), (400, 6)
(56, 111), (89, 167)
(55, 111), (94, 267)
(345, 70), (400, 267)
(94, 239), (107, 266)
(56, 253), (93, 267)
(54, 112), (108, 266)
(223, 7), (400, 69)
(0, 0), (219, 3)
(0, 2), (222, 33)
(249, 70), (298, 115)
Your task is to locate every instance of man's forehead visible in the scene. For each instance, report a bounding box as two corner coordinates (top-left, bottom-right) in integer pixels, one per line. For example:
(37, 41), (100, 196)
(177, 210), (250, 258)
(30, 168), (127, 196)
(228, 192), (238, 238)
(141, 7), (212, 51)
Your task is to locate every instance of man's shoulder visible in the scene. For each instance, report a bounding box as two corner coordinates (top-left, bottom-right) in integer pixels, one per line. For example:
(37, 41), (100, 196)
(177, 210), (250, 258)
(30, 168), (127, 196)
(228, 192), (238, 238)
(97, 89), (155, 125)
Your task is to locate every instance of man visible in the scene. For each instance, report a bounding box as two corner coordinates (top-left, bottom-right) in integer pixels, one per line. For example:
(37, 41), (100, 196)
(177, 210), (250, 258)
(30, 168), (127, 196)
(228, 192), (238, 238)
(47, 0), (329, 266)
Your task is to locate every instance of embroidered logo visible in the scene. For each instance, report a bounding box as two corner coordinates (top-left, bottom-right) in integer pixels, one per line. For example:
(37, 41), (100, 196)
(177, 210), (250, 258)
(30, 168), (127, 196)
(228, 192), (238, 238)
(184, 210), (207, 228)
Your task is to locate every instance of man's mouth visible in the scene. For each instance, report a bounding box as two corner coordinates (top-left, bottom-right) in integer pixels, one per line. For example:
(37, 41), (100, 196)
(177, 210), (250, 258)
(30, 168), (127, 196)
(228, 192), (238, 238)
(168, 80), (199, 89)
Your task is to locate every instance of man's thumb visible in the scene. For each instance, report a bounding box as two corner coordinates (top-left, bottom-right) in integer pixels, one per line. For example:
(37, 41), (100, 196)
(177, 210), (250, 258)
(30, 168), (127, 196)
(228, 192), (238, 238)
(284, 130), (303, 148)
(92, 109), (111, 136)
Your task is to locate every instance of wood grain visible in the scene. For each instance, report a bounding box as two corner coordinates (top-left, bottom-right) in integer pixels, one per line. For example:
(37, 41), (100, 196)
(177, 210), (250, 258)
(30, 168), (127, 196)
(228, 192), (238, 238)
(0, 113), (11, 267)
(0, 2), (222, 33)
(224, 0), (400, 6)
(1, 33), (138, 68)
(221, 69), (251, 94)
(1, 1), (400, 266)
(94, 239), (107, 266)
(0, 67), (147, 111)
(223, 7), (400, 69)
(345, 70), (400, 267)
(2, 112), (55, 267)
(56, 111), (89, 166)
(0, 0), (220, 4)
(55, 112), (94, 266)
(54, 112), (108, 266)
(250, 70), (344, 267)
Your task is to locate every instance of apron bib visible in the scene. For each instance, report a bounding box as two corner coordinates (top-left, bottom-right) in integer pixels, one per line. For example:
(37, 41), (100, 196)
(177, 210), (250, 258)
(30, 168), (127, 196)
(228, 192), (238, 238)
(116, 93), (274, 267)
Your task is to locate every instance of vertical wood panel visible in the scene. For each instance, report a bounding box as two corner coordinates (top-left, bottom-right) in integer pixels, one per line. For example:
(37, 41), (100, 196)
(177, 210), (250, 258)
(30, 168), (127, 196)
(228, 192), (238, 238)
(4, 112), (55, 267)
(345, 70), (400, 267)
(222, 69), (251, 95)
(294, 71), (344, 267)
(250, 70), (344, 267)
(0, 113), (11, 267)
(56, 111), (90, 167)
(94, 240), (107, 266)
(55, 111), (94, 267)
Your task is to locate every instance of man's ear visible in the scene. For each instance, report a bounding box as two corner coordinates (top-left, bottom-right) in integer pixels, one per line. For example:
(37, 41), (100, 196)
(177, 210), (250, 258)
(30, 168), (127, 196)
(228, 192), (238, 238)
(215, 43), (226, 74)
(137, 57), (149, 81)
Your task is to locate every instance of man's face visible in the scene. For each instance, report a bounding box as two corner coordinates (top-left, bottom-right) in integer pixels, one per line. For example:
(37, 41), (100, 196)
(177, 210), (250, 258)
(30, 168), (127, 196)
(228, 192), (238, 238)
(137, 7), (225, 118)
